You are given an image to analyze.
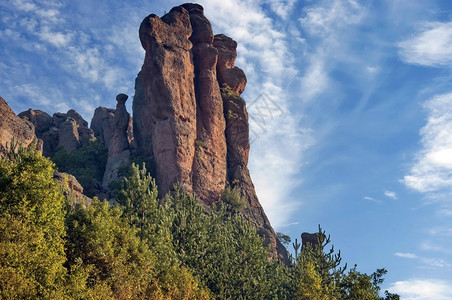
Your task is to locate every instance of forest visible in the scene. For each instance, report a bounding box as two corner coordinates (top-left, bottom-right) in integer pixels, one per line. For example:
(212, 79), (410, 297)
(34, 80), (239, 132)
(0, 143), (400, 299)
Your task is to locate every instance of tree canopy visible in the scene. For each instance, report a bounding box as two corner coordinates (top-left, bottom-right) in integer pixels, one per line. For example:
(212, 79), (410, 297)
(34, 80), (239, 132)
(0, 146), (399, 299)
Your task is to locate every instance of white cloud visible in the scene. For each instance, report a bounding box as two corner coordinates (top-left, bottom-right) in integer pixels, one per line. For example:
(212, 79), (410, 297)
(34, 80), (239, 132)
(395, 251), (451, 268)
(420, 241), (452, 254)
(395, 252), (418, 259)
(38, 26), (73, 47)
(389, 279), (452, 300)
(421, 257), (451, 268)
(298, 0), (367, 102)
(14, 83), (51, 106)
(12, 0), (37, 12)
(299, 57), (329, 102)
(264, 0), (296, 19)
(399, 22), (452, 67)
(428, 227), (452, 236)
(364, 196), (382, 203)
(366, 65), (380, 74)
(403, 93), (452, 193)
(300, 0), (364, 37)
(384, 190), (397, 200)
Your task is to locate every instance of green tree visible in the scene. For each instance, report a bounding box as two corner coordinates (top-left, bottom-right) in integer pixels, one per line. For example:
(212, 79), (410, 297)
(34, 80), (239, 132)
(0, 143), (66, 299)
(164, 186), (291, 299)
(51, 140), (107, 197)
(293, 226), (399, 300)
(338, 266), (385, 300)
(65, 198), (163, 299)
(115, 165), (211, 299)
(295, 261), (333, 300)
(116, 163), (178, 270)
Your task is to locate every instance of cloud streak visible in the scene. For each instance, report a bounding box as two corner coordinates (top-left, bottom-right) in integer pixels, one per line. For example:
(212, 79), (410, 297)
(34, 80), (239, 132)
(394, 252), (417, 259)
(198, 0), (311, 228)
(394, 252), (451, 268)
(384, 190), (397, 200)
(298, 0), (366, 103)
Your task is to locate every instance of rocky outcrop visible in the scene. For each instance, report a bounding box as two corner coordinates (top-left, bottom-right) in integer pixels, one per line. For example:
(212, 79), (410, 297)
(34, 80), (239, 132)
(136, 4), (287, 261)
(18, 109), (52, 138)
(20, 109), (96, 156)
(137, 5), (197, 197)
(91, 94), (132, 188)
(54, 171), (91, 209)
(301, 232), (326, 250)
(214, 34), (247, 95)
(0, 96), (39, 154)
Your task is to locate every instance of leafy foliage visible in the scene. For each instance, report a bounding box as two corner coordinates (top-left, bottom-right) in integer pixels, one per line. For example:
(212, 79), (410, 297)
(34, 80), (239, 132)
(292, 225), (399, 300)
(0, 144), (66, 299)
(51, 140), (107, 197)
(0, 146), (398, 299)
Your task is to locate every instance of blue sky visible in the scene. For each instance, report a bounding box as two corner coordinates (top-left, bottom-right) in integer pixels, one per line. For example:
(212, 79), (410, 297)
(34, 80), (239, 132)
(2, 0), (452, 298)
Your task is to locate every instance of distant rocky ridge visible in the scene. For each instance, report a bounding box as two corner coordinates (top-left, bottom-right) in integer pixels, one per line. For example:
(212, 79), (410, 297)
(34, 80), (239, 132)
(18, 108), (95, 156)
(0, 3), (287, 262)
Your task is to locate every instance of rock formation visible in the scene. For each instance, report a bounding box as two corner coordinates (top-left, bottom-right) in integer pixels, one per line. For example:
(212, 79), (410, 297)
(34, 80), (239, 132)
(0, 96), (40, 154)
(2, 3), (288, 262)
(0, 99), (91, 208)
(91, 94), (132, 188)
(136, 3), (287, 261)
(54, 172), (91, 209)
(20, 109), (95, 156)
(18, 109), (52, 138)
(301, 232), (322, 249)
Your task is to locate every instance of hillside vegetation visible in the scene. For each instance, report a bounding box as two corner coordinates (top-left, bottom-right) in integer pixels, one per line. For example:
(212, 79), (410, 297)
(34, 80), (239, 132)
(0, 144), (399, 299)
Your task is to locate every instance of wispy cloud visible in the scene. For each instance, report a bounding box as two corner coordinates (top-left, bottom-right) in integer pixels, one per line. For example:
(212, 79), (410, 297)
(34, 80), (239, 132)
(38, 26), (73, 47)
(399, 22), (452, 67)
(1, 0), (145, 121)
(298, 0), (366, 102)
(364, 196), (382, 204)
(389, 279), (452, 300)
(264, 0), (296, 19)
(420, 241), (452, 255)
(394, 252), (451, 268)
(428, 227), (452, 236)
(198, 0), (310, 228)
(395, 252), (417, 259)
(403, 93), (452, 194)
(421, 257), (451, 268)
(384, 190), (398, 200)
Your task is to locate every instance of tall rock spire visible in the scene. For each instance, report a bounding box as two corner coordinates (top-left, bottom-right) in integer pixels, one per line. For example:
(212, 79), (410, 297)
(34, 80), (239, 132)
(134, 3), (287, 262)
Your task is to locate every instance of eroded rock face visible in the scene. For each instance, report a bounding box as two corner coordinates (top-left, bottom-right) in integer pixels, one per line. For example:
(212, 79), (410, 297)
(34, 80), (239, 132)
(135, 4), (287, 262)
(19, 108), (95, 156)
(138, 5), (197, 195)
(91, 94), (132, 188)
(18, 109), (52, 138)
(0, 96), (39, 154)
(214, 34), (247, 95)
(54, 171), (91, 209)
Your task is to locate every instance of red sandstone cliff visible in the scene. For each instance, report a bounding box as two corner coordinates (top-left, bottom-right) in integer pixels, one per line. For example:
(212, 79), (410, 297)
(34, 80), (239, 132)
(135, 3), (287, 261)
